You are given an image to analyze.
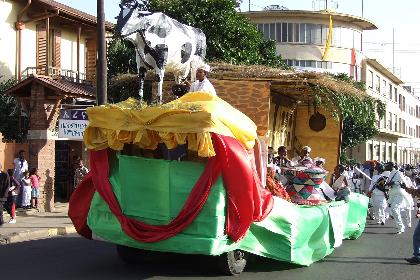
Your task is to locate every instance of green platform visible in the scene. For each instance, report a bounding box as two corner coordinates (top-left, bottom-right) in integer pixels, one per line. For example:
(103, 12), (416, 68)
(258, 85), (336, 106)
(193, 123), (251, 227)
(87, 154), (369, 266)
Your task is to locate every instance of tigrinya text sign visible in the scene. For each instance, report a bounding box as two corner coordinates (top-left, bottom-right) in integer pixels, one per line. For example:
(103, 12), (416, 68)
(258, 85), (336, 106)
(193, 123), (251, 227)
(58, 109), (89, 140)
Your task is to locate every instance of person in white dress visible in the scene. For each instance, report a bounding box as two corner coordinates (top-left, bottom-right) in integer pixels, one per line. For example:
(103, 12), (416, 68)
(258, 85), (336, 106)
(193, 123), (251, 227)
(186, 64), (217, 96)
(291, 146), (313, 167)
(387, 169), (412, 234)
(20, 171), (31, 209)
(13, 150), (28, 207)
(368, 164), (390, 225)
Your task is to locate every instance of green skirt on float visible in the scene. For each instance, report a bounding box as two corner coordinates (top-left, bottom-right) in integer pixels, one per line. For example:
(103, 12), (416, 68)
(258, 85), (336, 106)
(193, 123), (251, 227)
(87, 154), (368, 266)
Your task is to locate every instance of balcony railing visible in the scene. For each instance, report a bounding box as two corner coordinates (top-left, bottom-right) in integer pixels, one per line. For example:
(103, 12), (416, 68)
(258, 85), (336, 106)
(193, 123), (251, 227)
(21, 66), (92, 86)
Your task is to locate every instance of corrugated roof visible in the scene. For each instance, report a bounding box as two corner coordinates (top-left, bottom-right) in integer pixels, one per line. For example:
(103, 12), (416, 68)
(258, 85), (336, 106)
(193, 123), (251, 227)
(4, 75), (96, 98)
(33, 0), (114, 30)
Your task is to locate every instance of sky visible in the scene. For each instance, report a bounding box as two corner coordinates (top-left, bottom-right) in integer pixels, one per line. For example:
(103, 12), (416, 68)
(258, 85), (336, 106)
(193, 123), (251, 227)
(57, 0), (420, 93)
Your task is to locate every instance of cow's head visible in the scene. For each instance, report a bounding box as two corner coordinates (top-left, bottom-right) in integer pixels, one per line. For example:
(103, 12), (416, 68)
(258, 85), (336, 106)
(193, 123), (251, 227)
(115, 1), (153, 37)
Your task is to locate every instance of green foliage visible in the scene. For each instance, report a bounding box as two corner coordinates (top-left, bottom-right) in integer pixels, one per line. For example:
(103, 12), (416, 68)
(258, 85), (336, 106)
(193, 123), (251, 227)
(144, 0), (287, 67)
(340, 152), (357, 166)
(107, 37), (138, 102)
(310, 73), (386, 151)
(107, 37), (137, 78)
(0, 78), (23, 141)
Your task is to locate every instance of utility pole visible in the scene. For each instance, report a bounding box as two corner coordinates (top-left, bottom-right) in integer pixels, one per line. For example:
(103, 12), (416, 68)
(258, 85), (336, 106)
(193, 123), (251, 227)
(325, 0), (328, 9)
(362, 0), (364, 17)
(392, 28), (395, 74)
(96, 0), (107, 105)
(249, 0), (251, 12)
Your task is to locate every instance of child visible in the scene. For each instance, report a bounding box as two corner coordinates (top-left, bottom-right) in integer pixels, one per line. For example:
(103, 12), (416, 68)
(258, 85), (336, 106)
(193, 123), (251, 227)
(29, 168), (41, 209)
(6, 169), (20, 223)
(331, 164), (350, 202)
(20, 171), (31, 209)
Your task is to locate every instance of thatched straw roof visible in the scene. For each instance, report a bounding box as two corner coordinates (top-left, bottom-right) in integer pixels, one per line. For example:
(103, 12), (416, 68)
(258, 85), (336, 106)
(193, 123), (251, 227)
(109, 62), (366, 102)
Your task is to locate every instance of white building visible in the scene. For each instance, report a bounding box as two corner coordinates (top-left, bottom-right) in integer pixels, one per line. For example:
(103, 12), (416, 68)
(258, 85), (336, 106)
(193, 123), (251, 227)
(245, 8), (420, 165)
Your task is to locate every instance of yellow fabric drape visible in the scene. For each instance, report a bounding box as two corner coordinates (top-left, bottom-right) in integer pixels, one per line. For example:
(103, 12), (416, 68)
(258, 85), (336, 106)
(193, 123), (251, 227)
(83, 92), (258, 157)
(322, 15), (333, 61)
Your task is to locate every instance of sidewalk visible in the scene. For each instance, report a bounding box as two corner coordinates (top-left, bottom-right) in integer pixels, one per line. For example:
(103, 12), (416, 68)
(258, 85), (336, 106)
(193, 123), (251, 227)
(0, 203), (76, 245)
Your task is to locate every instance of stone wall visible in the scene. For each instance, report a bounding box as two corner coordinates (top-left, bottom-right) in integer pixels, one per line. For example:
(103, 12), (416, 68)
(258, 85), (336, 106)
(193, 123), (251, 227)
(27, 83), (59, 212)
(294, 106), (341, 179)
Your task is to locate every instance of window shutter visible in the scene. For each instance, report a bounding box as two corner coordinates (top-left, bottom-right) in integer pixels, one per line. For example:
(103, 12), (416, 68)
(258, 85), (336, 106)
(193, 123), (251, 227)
(54, 30), (61, 68)
(36, 24), (47, 74)
(85, 38), (97, 83)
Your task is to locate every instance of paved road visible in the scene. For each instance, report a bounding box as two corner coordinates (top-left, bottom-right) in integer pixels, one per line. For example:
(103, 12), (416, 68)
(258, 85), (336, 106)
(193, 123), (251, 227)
(1, 219), (419, 280)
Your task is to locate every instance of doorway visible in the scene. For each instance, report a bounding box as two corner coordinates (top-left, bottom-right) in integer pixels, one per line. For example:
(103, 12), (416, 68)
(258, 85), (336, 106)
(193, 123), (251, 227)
(55, 141), (70, 202)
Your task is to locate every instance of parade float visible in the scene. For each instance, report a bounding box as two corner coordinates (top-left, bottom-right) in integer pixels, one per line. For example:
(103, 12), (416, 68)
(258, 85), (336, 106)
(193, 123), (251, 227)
(68, 92), (369, 275)
(68, 4), (370, 275)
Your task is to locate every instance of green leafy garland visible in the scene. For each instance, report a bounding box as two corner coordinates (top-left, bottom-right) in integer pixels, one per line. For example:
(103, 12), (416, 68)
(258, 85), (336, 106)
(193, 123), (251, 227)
(309, 73), (386, 151)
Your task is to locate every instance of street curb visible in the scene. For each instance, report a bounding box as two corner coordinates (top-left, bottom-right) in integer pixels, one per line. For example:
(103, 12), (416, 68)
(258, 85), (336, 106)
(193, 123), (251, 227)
(0, 225), (76, 245)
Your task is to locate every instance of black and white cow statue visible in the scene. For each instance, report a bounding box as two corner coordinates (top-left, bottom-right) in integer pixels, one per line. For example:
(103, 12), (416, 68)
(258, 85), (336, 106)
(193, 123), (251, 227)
(116, 2), (207, 102)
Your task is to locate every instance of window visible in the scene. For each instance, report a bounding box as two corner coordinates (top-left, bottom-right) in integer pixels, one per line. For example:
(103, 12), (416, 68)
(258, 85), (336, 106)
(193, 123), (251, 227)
(294, 23), (300, 43)
(399, 94), (403, 110)
(322, 25), (328, 44)
(394, 114), (398, 131)
(281, 23), (287, 42)
(382, 144), (386, 161)
(299, 24), (306, 43)
(388, 112), (392, 130)
(394, 87), (398, 102)
(388, 145), (392, 161)
(382, 80), (387, 96)
(311, 24), (322, 45)
(288, 23), (294, 42)
(305, 24), (312, 43)
(389, 84), (393, 100)
(269, 23), (275, 40)
(368, 143), (373, 160)
(394, 148), (397, 162)
(276, 23), (282, 42)
(368, 71), (373, 89)
(332, 26), (341, 46)
(263, 24), (270, 40)
(376, 75), (380, 92)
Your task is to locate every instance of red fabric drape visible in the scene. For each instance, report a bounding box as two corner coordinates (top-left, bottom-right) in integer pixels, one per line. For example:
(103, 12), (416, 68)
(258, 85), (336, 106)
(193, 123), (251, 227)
(68, 133), (273, 243)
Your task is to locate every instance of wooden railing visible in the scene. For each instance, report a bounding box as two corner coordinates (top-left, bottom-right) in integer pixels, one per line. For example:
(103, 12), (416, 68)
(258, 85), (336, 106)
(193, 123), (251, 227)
(21, 66), (92, 86)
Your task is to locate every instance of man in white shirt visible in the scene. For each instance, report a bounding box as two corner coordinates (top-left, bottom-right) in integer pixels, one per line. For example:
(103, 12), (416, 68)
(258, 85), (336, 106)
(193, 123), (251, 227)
(186, 65), (217, 96)
(13, 150), (28, 182)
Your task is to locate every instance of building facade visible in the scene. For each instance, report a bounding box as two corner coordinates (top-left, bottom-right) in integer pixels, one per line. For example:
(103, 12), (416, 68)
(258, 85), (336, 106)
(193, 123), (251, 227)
(349, 59), (420, 164)
(0, 0), (113, 211)
(245, 8), (420, 165)
(0, 0), (113, 83)
(244, 9), (377, 80)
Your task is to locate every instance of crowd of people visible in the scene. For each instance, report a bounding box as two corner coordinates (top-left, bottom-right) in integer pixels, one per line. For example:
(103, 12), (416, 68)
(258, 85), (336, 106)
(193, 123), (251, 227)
(266, 145), (420, 264)
(0, 150), (40, 225)
(0, 150), (89, 226)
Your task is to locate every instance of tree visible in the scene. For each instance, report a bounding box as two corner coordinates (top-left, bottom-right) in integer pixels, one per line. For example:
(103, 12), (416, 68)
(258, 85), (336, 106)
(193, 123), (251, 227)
(144, 0), (287, 67)
(111, 0), (287, 77)
(0, 78), (24, 141)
